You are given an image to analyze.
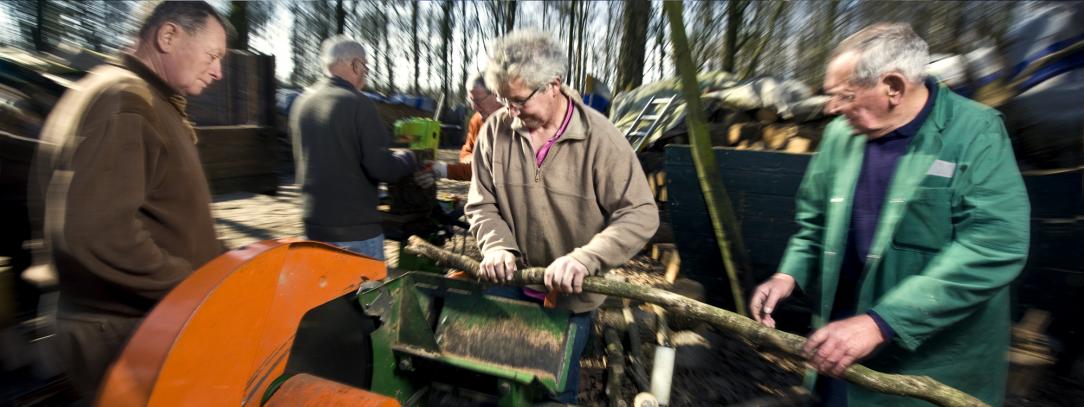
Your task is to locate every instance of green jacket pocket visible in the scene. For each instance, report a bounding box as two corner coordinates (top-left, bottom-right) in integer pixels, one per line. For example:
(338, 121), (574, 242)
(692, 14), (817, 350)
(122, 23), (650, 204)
(893, 187), (953, 252)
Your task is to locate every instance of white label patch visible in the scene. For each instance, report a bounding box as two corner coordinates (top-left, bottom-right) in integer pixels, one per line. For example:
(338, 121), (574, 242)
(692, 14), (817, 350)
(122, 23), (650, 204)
(927, 160), (956, 178)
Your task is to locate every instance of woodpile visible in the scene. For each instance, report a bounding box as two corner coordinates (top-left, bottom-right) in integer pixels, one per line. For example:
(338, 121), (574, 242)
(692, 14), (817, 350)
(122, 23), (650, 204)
(718, 121), (824, 154)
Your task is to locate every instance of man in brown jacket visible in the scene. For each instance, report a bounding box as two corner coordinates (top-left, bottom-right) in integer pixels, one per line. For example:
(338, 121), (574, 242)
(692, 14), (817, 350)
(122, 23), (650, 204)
(35, 1), (229, 398)
(465, 30), (658, 403)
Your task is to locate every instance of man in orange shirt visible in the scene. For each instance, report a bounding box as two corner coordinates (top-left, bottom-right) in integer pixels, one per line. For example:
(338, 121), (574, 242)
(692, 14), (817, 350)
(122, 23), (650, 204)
(435, 73), (503, 180)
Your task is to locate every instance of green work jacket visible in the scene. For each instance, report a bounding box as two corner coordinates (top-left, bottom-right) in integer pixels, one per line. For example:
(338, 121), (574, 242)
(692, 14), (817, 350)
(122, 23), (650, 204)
(778, 84), (1030, 406)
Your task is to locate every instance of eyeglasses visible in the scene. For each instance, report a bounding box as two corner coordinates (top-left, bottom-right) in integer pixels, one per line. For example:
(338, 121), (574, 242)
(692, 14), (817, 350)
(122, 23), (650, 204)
(496, 85), (547, 109)
(824, 91), (858, 108)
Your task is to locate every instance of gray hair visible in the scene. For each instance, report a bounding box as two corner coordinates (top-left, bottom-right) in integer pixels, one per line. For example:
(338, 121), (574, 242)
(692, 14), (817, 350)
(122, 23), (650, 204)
(137, 1), (234, 43)
(320, 35), (367, 76)
(832, 23), (929, 87)
(484, 30), (568, 91)
(465, 72), (491, 94)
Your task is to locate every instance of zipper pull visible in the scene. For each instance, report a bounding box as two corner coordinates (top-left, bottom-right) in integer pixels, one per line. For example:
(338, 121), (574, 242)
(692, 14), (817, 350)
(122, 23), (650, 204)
(535, 167), (542, 182)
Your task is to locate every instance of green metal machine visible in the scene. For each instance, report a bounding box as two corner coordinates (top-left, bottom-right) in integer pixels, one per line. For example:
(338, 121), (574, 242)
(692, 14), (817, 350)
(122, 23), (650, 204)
(358, 272), (579, 406)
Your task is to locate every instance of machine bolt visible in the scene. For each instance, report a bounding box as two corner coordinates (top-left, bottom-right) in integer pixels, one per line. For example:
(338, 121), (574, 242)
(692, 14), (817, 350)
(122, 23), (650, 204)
(498, 381), (511, 395)
(398, 357), (413, 371)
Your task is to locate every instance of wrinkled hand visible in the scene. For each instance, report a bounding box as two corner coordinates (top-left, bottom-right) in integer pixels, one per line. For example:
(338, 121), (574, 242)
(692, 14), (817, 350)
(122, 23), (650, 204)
(802, 315), (886, 377)
(413, 169), (435, 188)
(480, 249), (517, 283)
(544, 256), (588, 294)
(750, 273), (795, 328)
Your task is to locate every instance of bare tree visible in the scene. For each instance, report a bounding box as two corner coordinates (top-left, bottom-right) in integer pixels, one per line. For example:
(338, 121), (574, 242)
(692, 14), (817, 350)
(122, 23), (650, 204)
(335, 0), (345, 35)
(616, 0), (650, 93)
(441, 0), (454, 100)
(722, 0), (750, 73)
(289, 0), (334, 86)
(384, 0), (396, 93)
(412, 0), (420, 94)
(229, 1), (249, 50)
(740, 0), (788, 79)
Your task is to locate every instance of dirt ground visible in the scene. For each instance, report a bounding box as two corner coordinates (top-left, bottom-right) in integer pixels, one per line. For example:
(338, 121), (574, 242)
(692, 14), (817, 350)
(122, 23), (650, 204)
(208, 149), (1084, 407)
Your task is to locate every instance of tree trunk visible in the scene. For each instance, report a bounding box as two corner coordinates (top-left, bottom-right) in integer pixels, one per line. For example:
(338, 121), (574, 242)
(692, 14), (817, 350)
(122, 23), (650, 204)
(384, 1), (396, 93)
(441, 1), (453, 101)
(229, 1), (250, 50)
(289, 2), (302, 85)
(335, 0), (345, 34)
(574, 1), (586, 89)
(664, 1), (753, 316)
(722, 0), (746, 73)
(460, 0), (468, 98)
(504, 0), (517, 34)
(810, 0), (840, 86)
(615, 0), (650, 93)
(404, 237), (990, 407)
(655, 6), (666, 81)
(412, 0), (420, 94)
(740, 1), (787, 79)
(567, 1), (576, 83)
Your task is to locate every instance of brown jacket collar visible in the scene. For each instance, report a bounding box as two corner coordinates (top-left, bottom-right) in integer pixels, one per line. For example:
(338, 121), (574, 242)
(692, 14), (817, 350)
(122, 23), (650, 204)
(118, 54), (189, 115)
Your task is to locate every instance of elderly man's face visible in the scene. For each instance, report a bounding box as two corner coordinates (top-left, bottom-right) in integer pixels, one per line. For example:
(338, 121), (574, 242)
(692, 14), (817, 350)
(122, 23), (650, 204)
(823, 51), (894, 138)
(468, 85), (501, 119)
(350, 57), (369, 91)
(497, 78), (553, 130)
(163, 19), (227, 96)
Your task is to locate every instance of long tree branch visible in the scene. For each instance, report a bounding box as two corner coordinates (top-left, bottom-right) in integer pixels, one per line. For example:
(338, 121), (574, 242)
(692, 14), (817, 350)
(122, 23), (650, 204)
(404, 236), (989, 407)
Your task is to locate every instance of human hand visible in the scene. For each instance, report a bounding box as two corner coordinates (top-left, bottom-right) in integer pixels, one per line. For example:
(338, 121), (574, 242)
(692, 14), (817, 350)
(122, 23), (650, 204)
(802, 314), (886, 377)
(544, 256), (588, 294)
(480, 249), (517, 283)
(750, 273), (796, 328)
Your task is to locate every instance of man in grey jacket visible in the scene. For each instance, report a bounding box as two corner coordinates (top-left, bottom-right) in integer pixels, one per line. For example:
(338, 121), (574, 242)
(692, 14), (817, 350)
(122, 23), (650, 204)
(290, 36), (418, 259)
(466, 30), (659, 403)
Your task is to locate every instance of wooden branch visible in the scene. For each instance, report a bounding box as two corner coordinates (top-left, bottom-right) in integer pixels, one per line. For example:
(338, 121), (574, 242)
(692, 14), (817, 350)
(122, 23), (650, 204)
(623, 306), (651, 393)
(604, 327), (627, 407)
(404, 236), (990, 407)
(664, 1), (752, 317)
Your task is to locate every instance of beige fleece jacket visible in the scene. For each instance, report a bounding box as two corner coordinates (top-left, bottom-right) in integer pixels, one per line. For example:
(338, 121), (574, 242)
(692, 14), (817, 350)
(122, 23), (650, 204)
(466, 85), (658, 313)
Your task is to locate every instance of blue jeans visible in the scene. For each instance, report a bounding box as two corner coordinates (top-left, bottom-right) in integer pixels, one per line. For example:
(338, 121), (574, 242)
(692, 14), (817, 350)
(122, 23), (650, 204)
(485, 286), (593, 404)
(331, 234), (385, 260)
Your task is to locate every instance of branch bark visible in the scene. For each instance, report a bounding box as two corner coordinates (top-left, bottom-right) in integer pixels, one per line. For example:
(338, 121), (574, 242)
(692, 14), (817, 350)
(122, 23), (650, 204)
(404, 236), (990, 407)
(664, 1), (752, 316)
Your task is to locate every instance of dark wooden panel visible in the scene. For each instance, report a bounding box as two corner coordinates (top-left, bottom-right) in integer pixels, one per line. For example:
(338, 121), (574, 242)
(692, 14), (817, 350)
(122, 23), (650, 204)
(666, 145), (811, 309)
(1023, 169), (1083, 218)
(196, 125), (278, 195)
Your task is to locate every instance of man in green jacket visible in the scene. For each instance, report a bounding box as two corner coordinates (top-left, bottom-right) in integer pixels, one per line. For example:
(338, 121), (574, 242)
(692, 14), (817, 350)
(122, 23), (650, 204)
(750, 23), (1029, 406)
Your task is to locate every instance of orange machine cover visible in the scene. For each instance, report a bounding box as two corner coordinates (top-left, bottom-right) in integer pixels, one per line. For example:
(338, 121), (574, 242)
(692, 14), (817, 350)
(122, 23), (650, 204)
(96, 240), (395, 407)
